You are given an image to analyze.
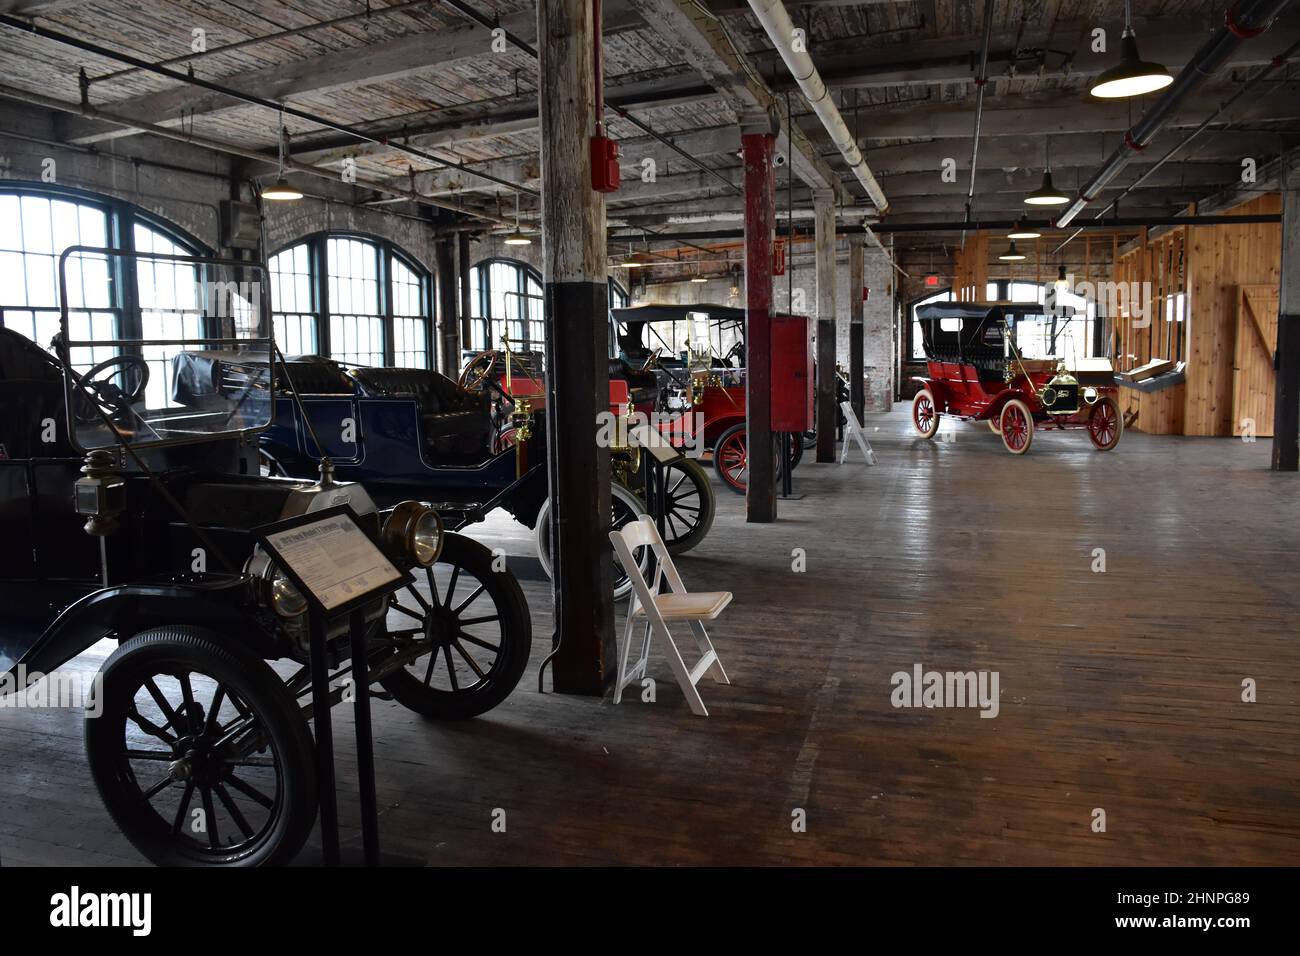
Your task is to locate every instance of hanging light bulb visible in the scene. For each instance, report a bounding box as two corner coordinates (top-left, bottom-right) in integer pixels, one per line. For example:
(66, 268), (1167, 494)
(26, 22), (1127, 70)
(1089, 0), (1172, 99)
(998, 240), (1027, 261)
(263, 109), (303, 201)
(1024, 138), (1070, 206)
(1054, 263), (1070, 292)
(502, 192), (532, 245)
(1007, 217), (1042, 240)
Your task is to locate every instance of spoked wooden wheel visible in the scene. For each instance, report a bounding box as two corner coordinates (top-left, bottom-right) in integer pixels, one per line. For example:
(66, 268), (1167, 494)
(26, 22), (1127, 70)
(987, 416), (1001, 434)
(713, 423), (750, 495)
(912, 389), (940, 438)
(85, 627), (317, 866)
(999, 398), (1034, 455)
(658, 458), (715, 555)
(380, 532), (531, 719)
(535, 483), (649, 601)
(712, 424), (796, 495)
(1087, 396), (1123, 451)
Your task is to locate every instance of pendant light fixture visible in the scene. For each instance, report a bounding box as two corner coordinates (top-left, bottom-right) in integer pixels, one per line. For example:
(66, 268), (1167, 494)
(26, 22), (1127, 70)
(502, 192), (532, 245)
(1089, 0), (1173, 99)
(1024, 138), (1070, 207)
(1007, 217), (1041, 240)
(998, 240), (1027, 261)
(263, 109), (303, 202)
(1054, 264), (1070, 293)
(619, 243), (643, 268)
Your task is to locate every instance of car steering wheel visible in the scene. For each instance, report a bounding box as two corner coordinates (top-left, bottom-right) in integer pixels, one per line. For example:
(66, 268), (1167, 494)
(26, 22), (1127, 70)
(641, 346), (664, 372)
(73, 354), (150, 424)
(725, 341), (745, 367)
(458, 350), (498, 393)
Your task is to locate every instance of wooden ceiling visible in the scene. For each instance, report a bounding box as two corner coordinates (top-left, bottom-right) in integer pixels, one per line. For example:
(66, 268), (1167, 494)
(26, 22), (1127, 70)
(0, 0), (1296, 260)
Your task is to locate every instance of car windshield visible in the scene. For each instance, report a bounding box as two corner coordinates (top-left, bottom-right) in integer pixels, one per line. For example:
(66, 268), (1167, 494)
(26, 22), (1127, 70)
(59, 247), (274, 452)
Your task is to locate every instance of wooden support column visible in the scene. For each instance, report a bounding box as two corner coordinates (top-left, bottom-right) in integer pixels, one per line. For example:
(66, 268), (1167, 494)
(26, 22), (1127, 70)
(458, 232), (473, 352)
(538, 0), (614, 693)
(742, 114), (777, 523)
(435, 238), (460, 374)
(1273, 158), (1300, 471)
(848, 232), (865, 422)
(814, 189), (837, 463)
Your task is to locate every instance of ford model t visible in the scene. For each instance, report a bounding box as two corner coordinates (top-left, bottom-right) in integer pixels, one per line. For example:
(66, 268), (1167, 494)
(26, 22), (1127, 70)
(610, 304), (804, 493)
(0, 248), (532, 866)
(910, 301), (1123, 455)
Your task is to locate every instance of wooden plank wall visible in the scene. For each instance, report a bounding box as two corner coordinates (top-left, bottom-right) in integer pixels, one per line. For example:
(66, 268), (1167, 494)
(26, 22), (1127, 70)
(952, 234), (988, 301)
(1113, 193), (1282, 435)
(1184, 193), (1282, 436)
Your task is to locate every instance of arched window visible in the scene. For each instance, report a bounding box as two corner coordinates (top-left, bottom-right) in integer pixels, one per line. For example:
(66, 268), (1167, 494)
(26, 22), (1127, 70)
(468, 257), (542, 354)
(267, 233), (431, 368)
(0, 186), (210, 407)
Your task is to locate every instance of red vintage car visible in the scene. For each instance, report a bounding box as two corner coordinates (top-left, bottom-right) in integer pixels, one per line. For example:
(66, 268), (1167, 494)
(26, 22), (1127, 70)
(910, 301), (1123, 454)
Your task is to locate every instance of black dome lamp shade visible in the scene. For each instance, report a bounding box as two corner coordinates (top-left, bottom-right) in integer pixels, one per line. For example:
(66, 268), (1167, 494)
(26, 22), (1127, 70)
(1089, 2), (1172, 99)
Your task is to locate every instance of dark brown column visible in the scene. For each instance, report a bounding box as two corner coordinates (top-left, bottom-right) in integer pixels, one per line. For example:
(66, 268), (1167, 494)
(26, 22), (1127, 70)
(435, 238), (460, 374)
(538, 0), (614, 693)
(458, 231), (473, 350)
(848, 232), (865, 422)
(1273, 159), (1299, 471)
(742, 115), (777, 523)
(814, 189), (837, 463)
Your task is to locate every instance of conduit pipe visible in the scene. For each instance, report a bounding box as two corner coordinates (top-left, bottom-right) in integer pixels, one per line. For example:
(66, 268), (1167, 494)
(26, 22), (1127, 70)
(745, 0), (889, 213)
(960, 0), (996, 248)
(0, 84), (514, 227)
(1056, 0), (1291, 227)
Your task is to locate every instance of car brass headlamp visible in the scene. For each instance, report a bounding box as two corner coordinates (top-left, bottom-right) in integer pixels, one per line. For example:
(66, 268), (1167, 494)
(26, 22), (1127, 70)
(244, 550), (308, 619)
(1083, 386), (1099, 405)
(383, 500), (444, 567)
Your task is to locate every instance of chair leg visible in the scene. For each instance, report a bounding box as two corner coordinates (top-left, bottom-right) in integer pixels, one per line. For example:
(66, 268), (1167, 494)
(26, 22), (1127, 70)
(689, 619), (730, 685)
(656, 620), (709, 717)
(614, 613), (639, 705)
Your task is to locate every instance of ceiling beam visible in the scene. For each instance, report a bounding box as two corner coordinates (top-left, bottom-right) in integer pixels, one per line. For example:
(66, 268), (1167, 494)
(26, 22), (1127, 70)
(761, 13), (1300, 91)
(839, 89), (1300, 141)
(0, 1), (86, 14)
(57, 0), (645, 146)
(634, 0), (846, 199)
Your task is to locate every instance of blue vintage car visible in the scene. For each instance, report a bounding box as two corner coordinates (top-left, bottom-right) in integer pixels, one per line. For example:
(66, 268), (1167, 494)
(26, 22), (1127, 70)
(254, 356), (658, 599)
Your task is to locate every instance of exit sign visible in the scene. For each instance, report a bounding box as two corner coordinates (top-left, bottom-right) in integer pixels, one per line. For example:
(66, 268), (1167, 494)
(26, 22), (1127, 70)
(924, 274), (940, 287)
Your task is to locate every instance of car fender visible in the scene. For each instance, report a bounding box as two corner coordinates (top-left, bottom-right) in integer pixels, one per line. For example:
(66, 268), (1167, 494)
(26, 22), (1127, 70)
(913, 377), (947, 406)
(984, 386), (1033, 420)
(6, 577), (270, 688)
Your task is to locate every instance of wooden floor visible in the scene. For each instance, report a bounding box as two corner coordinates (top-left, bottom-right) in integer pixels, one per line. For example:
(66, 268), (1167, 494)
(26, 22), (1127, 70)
(3, 412), (1299, 866)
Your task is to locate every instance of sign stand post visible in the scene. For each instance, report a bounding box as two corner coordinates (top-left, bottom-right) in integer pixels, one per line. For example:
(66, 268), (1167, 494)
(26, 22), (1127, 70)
(256, 505), (413, 866)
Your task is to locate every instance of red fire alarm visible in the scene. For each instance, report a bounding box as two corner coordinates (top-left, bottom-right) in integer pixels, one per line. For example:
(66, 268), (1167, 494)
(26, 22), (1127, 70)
(862, 287), (870, 302)
(590, 135), (620, 193)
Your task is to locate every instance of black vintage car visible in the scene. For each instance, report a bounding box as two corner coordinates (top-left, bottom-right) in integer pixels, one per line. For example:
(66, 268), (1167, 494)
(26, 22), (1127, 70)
(0, 248), (532, 866)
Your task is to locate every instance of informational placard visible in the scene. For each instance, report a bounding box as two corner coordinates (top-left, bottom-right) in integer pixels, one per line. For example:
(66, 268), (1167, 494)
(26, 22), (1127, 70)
(629, 423), (685, 464)
(257, 506), (409, 617)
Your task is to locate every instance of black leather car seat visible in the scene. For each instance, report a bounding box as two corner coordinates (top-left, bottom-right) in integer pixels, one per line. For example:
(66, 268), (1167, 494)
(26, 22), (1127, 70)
(349, 367), (492, 456)
(276, 356), (354, 394)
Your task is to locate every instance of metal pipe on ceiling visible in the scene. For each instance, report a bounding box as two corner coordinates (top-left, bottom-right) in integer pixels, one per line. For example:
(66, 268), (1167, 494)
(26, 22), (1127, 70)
(0, 84), (514, 226)
(960, 0), (996, 249)
(0, 12), (537, 201)
(1055, 0), (1291, 228)
(1052, 35), (1300, 254)
(436, 0), (742, 196)
(744, 0), (889, 212)
(608, 214), (1280, 242)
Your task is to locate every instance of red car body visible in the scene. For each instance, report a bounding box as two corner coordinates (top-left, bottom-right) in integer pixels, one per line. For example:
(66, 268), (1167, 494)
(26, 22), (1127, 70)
(910, 301), (1123, 454)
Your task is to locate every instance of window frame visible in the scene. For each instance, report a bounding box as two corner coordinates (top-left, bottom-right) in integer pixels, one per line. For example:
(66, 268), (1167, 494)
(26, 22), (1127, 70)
(267, 231), (432, 368)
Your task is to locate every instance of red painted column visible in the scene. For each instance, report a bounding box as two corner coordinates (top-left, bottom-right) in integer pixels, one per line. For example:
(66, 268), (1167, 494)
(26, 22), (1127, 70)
(742, 120), (777, 523)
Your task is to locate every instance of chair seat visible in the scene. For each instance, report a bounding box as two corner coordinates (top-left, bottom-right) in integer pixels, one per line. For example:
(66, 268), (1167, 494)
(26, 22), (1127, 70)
(634, 590), (733, 621)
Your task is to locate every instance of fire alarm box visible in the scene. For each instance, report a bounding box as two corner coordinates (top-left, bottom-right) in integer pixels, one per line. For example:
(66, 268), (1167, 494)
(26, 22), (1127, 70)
(590, 135), (620, 193)
(770, 313), (813, 432)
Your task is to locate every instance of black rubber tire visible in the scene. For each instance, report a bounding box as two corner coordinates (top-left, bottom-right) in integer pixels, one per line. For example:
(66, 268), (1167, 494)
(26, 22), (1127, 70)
(659, 458), (715, 555)
(85, 626), (317, 867)
(787, 433), (804, 471)
(534, 483), (649, 601)
(379, 532), (532, 719)
(712, 425), (798, 495)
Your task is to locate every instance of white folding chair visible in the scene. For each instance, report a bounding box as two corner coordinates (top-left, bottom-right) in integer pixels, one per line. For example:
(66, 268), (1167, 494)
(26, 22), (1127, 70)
(609, 516), (731, 716)
(839, 400), (877, 465)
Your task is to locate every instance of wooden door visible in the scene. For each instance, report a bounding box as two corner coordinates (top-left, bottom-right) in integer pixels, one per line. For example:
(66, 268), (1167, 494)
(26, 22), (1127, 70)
(1232, 284), (1280, 437)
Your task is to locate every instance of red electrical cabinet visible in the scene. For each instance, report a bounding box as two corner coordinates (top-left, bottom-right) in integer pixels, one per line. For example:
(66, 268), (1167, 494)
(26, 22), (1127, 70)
(770, 312), (813, 432)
